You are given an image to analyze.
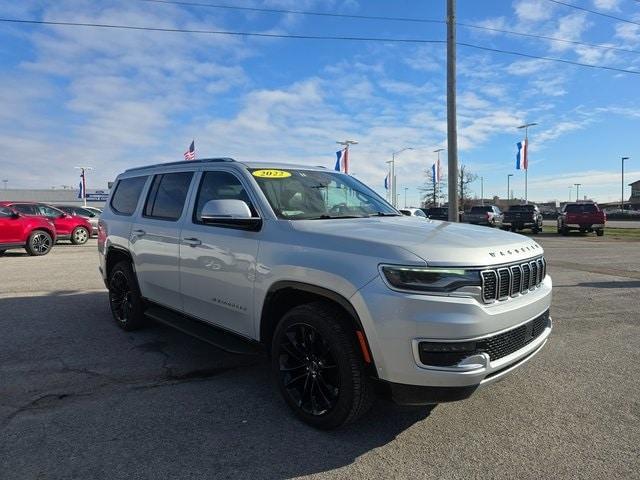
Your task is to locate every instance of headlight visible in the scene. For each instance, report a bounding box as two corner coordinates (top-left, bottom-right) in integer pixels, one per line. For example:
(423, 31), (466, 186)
(381, 266), (481, 293)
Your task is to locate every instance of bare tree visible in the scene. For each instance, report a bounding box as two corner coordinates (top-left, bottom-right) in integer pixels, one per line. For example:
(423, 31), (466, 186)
(458, 165), (478, 211)
(420, 168), (445, 207)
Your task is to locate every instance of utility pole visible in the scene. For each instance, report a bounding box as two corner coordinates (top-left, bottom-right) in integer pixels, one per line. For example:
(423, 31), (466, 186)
(622, 157), (630, 214)
(446, 0), (459, 222)
(574, 183), (581, 202)
(517, 122), (537, 204)
(507, 174), (513, 204)
(75, 166), (93, 207)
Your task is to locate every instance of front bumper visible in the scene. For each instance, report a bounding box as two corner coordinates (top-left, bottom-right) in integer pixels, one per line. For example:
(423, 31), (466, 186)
(350, 273), (552, 389)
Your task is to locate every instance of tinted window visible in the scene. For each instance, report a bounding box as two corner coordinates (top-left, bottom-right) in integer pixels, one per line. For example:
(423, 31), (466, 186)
(0, 206), (13, 217)
(470, 206), (492, 213)
(194, 171), (256, 223)
(36, 205), (63, 217)
(111, 176), (148, 216)
(565, 204), (598, 213)
(144, 172), (193, 221)
(13, 204), (37, 215)
(508, 205), (535, 212)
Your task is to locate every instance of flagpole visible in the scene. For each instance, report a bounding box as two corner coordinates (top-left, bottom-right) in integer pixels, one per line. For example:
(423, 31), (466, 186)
(75, 166), (93, 207)
(518, 122), (537, 205)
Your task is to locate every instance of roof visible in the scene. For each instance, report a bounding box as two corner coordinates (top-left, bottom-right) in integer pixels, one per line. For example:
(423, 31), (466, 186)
(629, 180), (640, 187)
(124, 157), (329, 174)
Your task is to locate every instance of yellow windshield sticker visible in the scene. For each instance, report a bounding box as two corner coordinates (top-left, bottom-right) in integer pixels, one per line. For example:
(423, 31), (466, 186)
(252, 169), (292, 179)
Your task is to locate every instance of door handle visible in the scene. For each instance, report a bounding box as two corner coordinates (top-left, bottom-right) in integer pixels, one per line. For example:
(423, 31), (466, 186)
(132, 229), (146, 236)
(183, 237), (202, 247)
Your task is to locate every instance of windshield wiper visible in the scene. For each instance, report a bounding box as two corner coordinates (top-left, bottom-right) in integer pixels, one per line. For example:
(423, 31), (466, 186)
(307, 214), (368, 220)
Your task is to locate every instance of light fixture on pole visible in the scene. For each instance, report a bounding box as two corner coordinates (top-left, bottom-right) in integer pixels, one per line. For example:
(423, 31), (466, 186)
(622, 157), (630, 214)
(507, 174), (514, 203)
(574, 183), (581, 202)
(389, 147), (413, 208)
(517, 122), (537, 204)
(75, 166), (93, 207)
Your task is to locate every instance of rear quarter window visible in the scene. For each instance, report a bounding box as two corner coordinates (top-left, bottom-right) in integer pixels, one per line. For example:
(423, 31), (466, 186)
(110, 176), (148, 216)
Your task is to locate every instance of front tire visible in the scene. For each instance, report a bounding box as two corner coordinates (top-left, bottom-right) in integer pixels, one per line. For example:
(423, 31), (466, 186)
(25, 230), (53, 256)
(596, 229), (604, 237)
(71, 226), (89, 245)
(272, 302), (374, 430)
(108, 261), (146, 331)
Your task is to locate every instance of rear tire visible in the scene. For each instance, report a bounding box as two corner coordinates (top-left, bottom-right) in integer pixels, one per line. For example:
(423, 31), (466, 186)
(108, 261), (146, 331)
(561, 227), (569, 236)
(596, 229), (604, 237)
(272, 301), (374, 430)
(25, 230), (53, 256)
(71, 226), (89, 245)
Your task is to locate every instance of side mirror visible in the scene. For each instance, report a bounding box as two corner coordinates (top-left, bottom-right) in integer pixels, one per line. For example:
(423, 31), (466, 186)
(200, 200), (261, 231)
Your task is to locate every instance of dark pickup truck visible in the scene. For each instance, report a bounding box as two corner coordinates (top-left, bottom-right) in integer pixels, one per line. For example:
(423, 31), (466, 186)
(503, 204), (543, 233)
(557, 202), (606, 236)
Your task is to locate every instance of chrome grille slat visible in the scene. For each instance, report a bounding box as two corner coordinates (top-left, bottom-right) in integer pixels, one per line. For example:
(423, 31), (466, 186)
(481, 256), (545, 303)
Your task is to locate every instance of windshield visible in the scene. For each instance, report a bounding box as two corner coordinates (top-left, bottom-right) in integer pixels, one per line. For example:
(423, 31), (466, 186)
(250, 168), (398, 220)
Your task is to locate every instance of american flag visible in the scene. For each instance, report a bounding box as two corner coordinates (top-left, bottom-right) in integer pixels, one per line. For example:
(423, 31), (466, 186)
(184, 140), (196, 161)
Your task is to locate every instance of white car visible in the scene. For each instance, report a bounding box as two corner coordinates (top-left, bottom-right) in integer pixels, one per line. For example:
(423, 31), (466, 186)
(98, 158), (552, 429)
(399, 207), (428, 218)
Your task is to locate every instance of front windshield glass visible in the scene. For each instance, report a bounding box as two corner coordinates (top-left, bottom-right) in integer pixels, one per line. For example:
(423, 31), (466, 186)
(250, 168), (398, 220)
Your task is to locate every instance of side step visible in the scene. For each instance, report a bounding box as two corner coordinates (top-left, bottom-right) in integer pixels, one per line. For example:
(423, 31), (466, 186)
(145, 305), (263, 356)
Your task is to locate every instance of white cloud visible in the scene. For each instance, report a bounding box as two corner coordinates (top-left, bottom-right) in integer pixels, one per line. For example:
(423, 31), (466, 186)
(514, 0), (553, 23)
(593, 0), (621, 11)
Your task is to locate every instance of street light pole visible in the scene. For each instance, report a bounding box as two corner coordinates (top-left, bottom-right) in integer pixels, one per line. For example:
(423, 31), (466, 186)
(74, 166), (93, 207)
(574, 183), (581, 202)
(507, 174), (513, 204)
(434, 148), (444, 207)
(390, 147), (413, 208)
(622, 157), (630, 214)
(517, 122), (538, 204)
(568, 186), (573, 203)
(446, 0), (459, 222)
(480, 176), (484, 205)
(404, 187), (409, 208)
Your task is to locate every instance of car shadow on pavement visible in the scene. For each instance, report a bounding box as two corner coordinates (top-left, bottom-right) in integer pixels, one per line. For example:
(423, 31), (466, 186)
(0, 291), (432, 480)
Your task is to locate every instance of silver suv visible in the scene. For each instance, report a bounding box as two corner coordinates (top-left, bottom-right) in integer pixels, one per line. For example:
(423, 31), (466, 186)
(98, 158), (552, 429)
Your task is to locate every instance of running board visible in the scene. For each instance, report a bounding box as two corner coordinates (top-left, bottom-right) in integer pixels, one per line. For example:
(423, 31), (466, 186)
(144, 305), (263, 356)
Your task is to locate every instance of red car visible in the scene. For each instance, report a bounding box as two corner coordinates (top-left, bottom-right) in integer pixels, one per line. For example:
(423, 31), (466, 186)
(0, 202), (93, 245)
(0, 205), (57, 256)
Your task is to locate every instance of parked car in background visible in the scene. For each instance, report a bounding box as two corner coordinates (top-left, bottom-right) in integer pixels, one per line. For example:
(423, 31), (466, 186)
(421, 207), (448, 221)
(399, 207), (428, 218)
(54, 205), (99, 235)
(503, 204), (543, 233)
(0, 205), (56, 256)
(2, 202), (93, 245)
(557, 202), (606, 236)
(99, 158), (552, 429)
(463, 205), (504, 228)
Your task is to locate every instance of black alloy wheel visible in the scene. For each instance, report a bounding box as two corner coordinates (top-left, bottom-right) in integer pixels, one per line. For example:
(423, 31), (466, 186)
(108, 261), (145, 330)
(278, 323), (340, 417)
(26, 230), (52, 256)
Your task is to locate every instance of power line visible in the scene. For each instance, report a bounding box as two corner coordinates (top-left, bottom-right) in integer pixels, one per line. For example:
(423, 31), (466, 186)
(139, 0), (640, 55)
(0, 17), (639, 75)
(547, 0), (640, 27)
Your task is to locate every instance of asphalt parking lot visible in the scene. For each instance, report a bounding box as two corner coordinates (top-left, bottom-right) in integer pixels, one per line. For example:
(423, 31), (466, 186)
(1, 237), (639, 480)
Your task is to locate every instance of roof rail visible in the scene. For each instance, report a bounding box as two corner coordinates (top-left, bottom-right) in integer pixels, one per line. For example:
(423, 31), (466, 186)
(125, 157), (235, 173)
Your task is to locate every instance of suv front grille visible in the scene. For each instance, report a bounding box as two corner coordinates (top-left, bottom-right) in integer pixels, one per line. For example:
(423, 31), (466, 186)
(481, 256), (545, 303)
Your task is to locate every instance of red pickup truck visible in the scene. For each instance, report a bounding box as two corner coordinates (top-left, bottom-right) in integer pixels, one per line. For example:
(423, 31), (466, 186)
(557, 202), (606, 236)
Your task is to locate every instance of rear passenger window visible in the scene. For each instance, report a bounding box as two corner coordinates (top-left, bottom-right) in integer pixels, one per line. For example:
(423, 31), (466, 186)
(144, 172), (193, 221)
(111, 176), (148, 216)
(193, 171), (257, 223)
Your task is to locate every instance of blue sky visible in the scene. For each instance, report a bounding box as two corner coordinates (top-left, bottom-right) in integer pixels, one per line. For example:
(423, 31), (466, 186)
(1, 0), (639, 205)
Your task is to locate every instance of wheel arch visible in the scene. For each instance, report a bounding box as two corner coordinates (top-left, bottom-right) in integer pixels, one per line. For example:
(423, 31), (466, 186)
(259, 281), (377, 374)
(105, 246), (134, 280)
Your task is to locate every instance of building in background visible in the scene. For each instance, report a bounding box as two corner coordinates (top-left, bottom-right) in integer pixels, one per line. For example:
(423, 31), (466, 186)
(0, 188), (109, 208)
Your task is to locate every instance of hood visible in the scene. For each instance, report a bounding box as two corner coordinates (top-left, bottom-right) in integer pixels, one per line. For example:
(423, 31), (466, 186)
(290, 216), (543, 267)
